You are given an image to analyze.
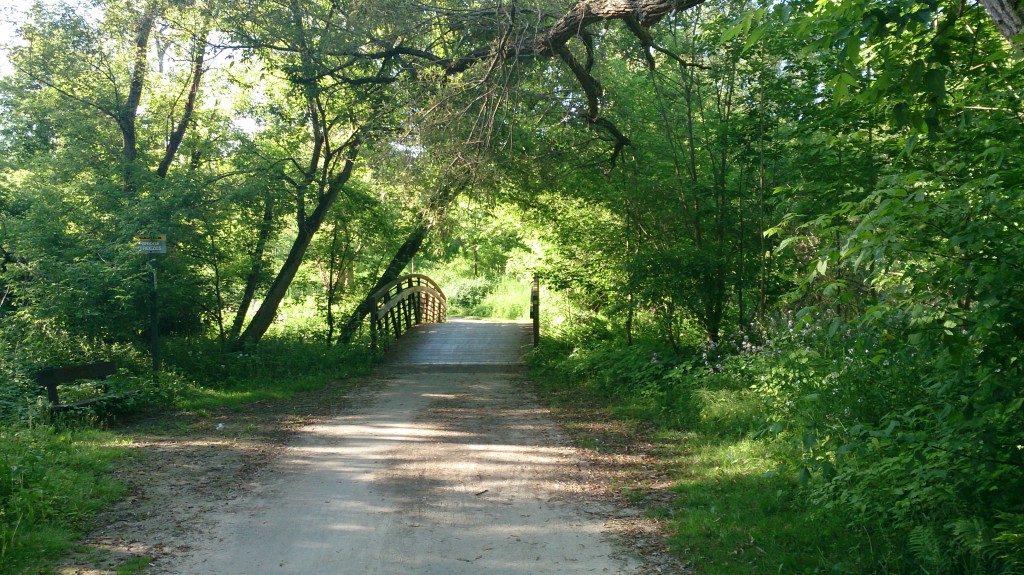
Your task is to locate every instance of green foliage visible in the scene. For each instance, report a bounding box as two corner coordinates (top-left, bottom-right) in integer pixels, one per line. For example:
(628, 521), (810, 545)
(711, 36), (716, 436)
(1, 0), (1022, 572)
(527, 334), (880, 574)
(0, 315), (189, 426)
(533, 337), (697, 430)
(442, 275), (494, 312)
(0, 426), (126, 574)
(705, 310), (1024, 573)
(461, 276), (531, 320)
(161, 333), (373, 411)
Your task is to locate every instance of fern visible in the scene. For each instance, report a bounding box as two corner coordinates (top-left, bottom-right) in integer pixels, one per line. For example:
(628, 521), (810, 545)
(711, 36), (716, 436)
(993, 513), (1024, 574)
(910, 524), (948, 575)
(951, 517), (996, 574)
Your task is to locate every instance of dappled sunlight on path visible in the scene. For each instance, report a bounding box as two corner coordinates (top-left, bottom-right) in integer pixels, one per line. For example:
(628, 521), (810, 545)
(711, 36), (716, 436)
(161, 319), (639, 575)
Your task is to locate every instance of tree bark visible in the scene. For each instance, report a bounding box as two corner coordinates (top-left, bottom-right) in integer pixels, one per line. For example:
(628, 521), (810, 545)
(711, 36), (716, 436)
(337, 226), (430, 345)
(157, 29), (208, 178)
(532, 0), (706, 56)
(982, 0), (1024, 46)
(230, 196), (275, 340)
(119, 1), (160, 198)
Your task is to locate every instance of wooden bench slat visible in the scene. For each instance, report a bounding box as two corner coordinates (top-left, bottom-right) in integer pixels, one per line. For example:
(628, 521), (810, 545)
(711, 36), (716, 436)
(35, 361), (117, 386)
(34, 361), (118, 407)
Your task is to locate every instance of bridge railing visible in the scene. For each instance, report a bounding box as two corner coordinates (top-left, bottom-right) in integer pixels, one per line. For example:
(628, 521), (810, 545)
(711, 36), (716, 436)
(369, 274), (447, 350)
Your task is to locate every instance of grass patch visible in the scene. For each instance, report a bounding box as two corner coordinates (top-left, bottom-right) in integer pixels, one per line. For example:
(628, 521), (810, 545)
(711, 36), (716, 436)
(463, 276), (531, 320)
(176, 373), (348, 412)
(662, 434), (877, 574)
(422, 267), (531, 321)
(163, 335), (374, 413)
(527, 340), (882, 575)
(115, 555), (153, 575)
(0, 426), (128, 575)
(1, 333), (377, 574)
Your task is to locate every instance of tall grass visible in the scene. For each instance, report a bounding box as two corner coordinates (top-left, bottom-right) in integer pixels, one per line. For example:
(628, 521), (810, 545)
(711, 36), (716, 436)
(462, 276), (531, 320)
(418, 263), (532, 321)
(0, 425), (127, 574)
(526, 338), (879, 574)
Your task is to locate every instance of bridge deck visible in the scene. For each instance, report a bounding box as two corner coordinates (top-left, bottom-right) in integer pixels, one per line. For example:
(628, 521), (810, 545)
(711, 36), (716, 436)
(382, 318), (531, 366)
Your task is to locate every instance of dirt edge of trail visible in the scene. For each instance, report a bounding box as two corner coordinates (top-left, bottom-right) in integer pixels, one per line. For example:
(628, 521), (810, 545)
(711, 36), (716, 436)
(58, 372), (692, 575)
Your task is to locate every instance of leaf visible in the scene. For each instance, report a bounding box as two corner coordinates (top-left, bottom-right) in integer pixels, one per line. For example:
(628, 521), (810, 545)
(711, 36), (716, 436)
(741, 26), (768, 54)
(829, 72), (858, 102)
(901, 134), (920, 157)
(892, 102), (910, 126)
(821, 460), (837, 479)
(720, 13), (753, 44)
(802, 433), (818, 450)
(775, 235), (805, 255)
(816, 258), (829, 276)
(827, 317), (843, 335)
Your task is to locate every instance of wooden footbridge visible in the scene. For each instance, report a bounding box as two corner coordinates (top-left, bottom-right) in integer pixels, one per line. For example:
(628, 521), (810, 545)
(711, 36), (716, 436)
(367, 274), (448, 350)
(366, 273), (538, 356)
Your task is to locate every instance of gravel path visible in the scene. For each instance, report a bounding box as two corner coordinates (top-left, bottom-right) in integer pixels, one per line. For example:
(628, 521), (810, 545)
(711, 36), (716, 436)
(159, 320), (642, 575)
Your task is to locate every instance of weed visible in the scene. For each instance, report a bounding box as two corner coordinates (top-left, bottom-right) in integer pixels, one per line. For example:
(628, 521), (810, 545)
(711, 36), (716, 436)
(115, 555), (153, 575)
(527, 336), (880, 574)
(0, 425), (126, 574)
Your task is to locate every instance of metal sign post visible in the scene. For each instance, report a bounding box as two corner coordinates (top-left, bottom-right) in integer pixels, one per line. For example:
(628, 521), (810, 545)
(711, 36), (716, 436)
(531, 275), (540, 347)
(135, 236), (167, 383)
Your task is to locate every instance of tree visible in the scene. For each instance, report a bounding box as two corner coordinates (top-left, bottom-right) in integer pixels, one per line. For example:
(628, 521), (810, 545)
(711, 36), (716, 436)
(1, 0), (221, 342)
(982, 0), (1024, 44)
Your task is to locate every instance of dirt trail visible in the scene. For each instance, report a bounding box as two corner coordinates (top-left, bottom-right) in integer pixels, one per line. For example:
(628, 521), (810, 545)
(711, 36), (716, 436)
(155, 320), (642, 574)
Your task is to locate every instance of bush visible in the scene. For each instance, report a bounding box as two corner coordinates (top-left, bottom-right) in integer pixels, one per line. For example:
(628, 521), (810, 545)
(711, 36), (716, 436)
(0, 316), (185, 425)
(464, 276), (531, 320)
(442, 275), (494, 312)
(738, 312), (1024, 574)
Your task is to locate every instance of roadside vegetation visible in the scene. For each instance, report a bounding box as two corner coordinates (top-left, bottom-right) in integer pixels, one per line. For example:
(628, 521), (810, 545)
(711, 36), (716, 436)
(2, 0), (1022, 573)
(527, 309), (1023, 573)
(0, 320), (372, 574)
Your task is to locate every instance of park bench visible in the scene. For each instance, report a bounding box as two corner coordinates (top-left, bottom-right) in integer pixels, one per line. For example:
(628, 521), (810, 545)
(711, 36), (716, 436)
(34, 361), (135, 414)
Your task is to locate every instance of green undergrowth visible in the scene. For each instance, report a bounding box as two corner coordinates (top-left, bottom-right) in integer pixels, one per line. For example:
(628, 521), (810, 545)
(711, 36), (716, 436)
(0, 426), (128, 575)
(1, 331), (376, 574)
(526, 339), (878, 574)
(424, 267), (531, 320)
(162, 335), (375, 412)
(461, 276), (530, 320)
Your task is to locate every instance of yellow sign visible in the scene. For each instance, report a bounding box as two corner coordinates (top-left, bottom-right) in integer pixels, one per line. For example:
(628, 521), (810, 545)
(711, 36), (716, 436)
(135, 235), (168, 254)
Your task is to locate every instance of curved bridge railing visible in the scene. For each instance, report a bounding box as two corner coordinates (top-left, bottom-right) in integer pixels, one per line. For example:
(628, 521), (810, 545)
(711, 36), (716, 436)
(369, 274), (447, 350)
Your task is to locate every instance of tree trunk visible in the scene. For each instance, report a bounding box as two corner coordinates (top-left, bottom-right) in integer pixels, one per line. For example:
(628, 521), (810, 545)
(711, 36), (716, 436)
(233, 148), (359, 350)
(230, 196), (275, 340)
(338, 182), (464, 345)
(119, 1), (160, 198)
(338, 226), (430, 345)
(532, 0), (707, 56)
(982, 0), (1024, 46)
(157, 29), (207, 178)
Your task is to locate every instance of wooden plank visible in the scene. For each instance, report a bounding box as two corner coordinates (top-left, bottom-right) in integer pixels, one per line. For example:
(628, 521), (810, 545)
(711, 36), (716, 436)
(368, 273), (448, 348)
(36, 361), (116, 386)
(35, 361), (117, 407)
